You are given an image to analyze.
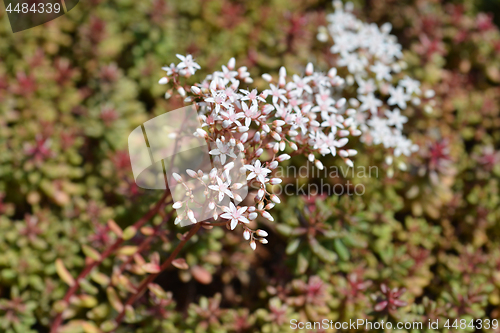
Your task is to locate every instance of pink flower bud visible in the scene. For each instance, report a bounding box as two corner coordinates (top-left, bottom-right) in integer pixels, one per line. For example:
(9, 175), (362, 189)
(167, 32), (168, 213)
(271, 131), (281, 142)
(270, 195), (281, 204)
(265, 203), (275, 210)
(262, 211), (274, 221)
(256, 189), (265, 201)
(186, 169), (197, 178)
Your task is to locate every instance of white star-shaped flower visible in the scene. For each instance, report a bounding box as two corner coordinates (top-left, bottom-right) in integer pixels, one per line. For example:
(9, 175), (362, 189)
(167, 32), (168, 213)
(209, 139), (237, 165)
(208, 176), (234, 202)
(244, 160), (271, 184)
(220, 203), (249, 230)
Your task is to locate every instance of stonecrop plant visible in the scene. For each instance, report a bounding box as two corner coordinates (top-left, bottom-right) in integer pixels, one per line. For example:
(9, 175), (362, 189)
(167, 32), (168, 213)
(159, 1), (434, 249)
(47, 3), (442, 332)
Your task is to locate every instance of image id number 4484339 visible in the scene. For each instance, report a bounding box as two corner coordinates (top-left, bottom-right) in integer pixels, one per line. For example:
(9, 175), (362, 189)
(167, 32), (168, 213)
(6, 1), (61, 13)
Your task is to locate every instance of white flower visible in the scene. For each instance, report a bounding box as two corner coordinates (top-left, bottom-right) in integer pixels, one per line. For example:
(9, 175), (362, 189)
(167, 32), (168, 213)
(209, 138), (237, 165)
(244, 160), (271, 184)
(176, 54), (201, 75)
(399, 76), (421, 95)
(385, 108), (408, 130)
(208, 176), (234, 202)
(388, 86), (410, 109)
(220, 107), (244, 128)
(287, 75), (313, 96)
(221, 203), (249, 230)
(358, 93), (382, 113)
(370, 61), (392, 81)
(394, 137), (418, 157)
(240, 89), (265, 106)
(205, 89), (230, 114)
(264, 84), (288, 105)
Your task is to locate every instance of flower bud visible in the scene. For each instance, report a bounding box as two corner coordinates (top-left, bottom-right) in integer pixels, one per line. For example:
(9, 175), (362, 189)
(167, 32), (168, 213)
(305, 62), (314, 76)
(262, 73), (272, 82)
(269, 178), (282, 185)
(177, 87), (186, 97)
(276, 154), (290, 162)
(256, 229), (268, 237)
(237, 126), (249, 133)
(270, 195), (281, 204)
(186, 169), (198, 178)
(196, 128), (207, 138)
(269, 161), (279, 169)
(172, 173), (183, 182)
(190, 86), (201, 94)
(228, 57), (235, 70)
(243, 230), (251, 240)
(159, 77), (169, 85)
(328, 68), (337, 78)
(262, 211), (274, 221)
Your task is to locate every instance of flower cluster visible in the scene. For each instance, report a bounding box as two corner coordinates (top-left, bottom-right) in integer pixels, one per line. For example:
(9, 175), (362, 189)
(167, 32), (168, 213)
(318, 1), (435, 161)
(160, 54), (365, 249)
(160, 3), (433, 248)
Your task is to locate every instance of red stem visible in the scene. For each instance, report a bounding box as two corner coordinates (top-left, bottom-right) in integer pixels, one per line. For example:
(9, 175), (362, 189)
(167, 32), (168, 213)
(50, 191), (171, 333)
(112, 222), (202, 328)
